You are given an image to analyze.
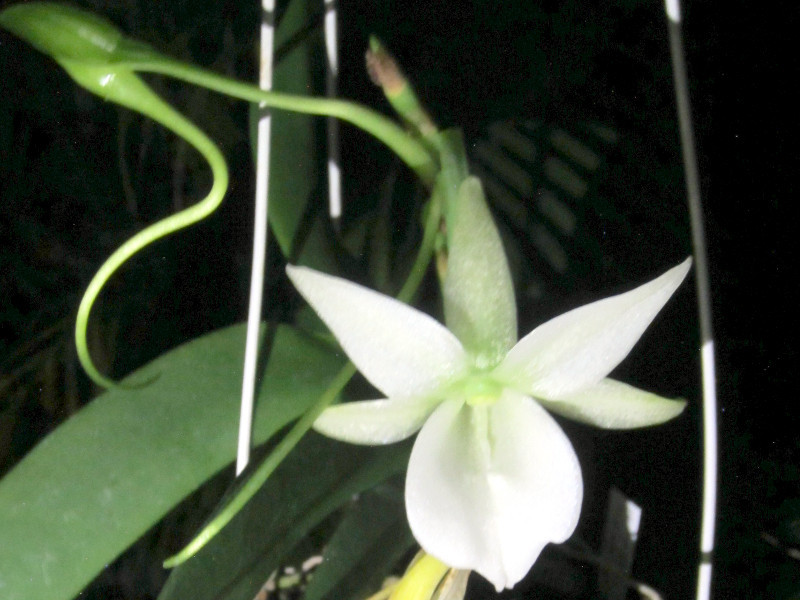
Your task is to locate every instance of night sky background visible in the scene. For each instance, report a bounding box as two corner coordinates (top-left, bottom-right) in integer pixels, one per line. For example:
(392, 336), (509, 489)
(0, 0), (796, 598)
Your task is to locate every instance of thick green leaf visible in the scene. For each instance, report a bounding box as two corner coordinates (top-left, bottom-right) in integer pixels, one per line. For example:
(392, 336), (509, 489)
(0, 324), (342, 600)
(302, 486), (415, 600)
(158, 436), (411, 600)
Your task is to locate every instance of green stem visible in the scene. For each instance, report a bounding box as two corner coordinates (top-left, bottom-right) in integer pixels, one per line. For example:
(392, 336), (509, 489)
(163, 175), (444, 567)
(163, 361), (356, 568)
(366, 36), (438, 142)
(132, 58), (438, 186)
(397, 184), (442, 304)
(72, 67), (229, 389)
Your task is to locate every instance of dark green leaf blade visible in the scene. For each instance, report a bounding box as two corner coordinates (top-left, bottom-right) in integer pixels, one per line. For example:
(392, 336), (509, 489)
(262, 0), (334, 271)
(158, 435), (411, 600)
(0, 324), (342, 600)
(302, 486), (415, 600)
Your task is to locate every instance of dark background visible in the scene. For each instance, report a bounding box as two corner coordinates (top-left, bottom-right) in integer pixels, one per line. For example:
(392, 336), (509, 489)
(0, 0), (795, 598)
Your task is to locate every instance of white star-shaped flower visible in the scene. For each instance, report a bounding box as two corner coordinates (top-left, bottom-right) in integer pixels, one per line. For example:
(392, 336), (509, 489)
(287, 173), (690, 592)
(287, 256), (690, 591)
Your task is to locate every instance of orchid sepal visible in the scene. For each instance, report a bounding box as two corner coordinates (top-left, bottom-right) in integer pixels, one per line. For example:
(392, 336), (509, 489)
(536, 378), (687, 429)
(493, 257), (692, 399)
(286, 265), (469, 399)
(442, 177), (517, 367)
(312, 396), (443, 445)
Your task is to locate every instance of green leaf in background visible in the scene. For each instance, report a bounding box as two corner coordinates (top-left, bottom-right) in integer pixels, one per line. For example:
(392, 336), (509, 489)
(262, 0), (334, 271)
(302, 485), (415, 600)
(158, 437), (412, 600)
(0, 324), (342, 600)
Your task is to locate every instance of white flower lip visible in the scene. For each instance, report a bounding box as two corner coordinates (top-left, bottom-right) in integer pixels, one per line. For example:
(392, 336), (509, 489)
(286, 257), (691, 590)
(405, 393), (582, 591)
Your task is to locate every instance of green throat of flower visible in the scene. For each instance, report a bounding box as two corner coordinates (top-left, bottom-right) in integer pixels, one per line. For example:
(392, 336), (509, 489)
(448, 372), (505, 407)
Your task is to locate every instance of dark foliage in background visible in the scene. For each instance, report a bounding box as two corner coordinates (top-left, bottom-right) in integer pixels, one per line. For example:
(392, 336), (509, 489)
(0, 0), (795, 598)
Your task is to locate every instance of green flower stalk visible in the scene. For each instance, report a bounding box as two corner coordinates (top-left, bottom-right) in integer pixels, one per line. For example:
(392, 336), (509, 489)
(0, 3), (436, 180)
(0, 2), (230, 388)
(287, 175), (691, 590)
(0, 2), (438, 387)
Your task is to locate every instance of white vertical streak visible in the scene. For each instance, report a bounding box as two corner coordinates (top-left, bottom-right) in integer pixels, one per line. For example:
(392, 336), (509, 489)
(325, 0), (342, 222)
(696, 561), (713, 600)
(700, 340), (718, 554)
(663, 3), (718, 599)
(237, 0), (276, 476)
(664, 0), (681, 23)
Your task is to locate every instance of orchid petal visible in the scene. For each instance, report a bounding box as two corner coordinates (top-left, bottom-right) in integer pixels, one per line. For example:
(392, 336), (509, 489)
(443, 177), (517, 367)
(287, 265), (468, 398)
(313, 396), (442, 445)
(537, 378), (687, 429)
(494, 258), (691, 398)
(405, 392), (582, 591)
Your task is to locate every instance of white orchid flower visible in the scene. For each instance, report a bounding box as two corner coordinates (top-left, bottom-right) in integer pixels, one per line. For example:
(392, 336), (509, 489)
(286, 177), (691, 591)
